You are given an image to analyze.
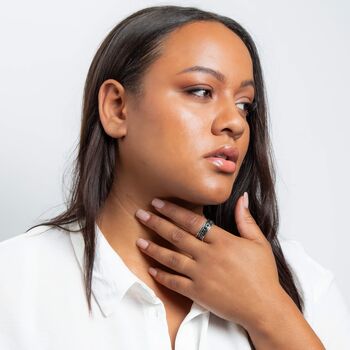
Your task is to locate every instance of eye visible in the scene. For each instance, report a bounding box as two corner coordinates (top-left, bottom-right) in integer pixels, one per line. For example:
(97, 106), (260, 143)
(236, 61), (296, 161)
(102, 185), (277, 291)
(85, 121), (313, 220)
(185, 87), (212, 98)
(236, 100), (257, 116)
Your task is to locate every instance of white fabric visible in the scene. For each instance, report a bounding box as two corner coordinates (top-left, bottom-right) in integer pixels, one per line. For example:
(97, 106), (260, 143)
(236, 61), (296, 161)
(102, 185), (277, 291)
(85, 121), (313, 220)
(0, 221), (349, 349)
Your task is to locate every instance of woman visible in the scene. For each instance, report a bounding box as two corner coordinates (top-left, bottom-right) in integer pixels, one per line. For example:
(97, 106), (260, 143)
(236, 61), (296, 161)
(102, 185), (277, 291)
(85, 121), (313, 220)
(1, 5), (349, 350)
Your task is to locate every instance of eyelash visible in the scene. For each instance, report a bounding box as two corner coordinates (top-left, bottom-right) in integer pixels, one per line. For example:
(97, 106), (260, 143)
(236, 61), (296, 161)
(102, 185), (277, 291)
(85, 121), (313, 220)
(186, 87), (257, 115)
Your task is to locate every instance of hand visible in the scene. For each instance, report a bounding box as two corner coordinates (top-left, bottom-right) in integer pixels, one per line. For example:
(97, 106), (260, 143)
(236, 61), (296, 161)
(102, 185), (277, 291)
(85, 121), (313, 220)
(134, 193), (283, 331)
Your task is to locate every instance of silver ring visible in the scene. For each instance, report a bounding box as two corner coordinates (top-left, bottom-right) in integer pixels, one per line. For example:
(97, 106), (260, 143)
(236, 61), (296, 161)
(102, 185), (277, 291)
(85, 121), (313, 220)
(196, 219), (214, 241)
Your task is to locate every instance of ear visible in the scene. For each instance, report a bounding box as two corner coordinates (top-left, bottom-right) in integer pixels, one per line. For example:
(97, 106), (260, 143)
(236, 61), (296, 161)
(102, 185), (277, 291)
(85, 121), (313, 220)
(98, 79), (128, 138)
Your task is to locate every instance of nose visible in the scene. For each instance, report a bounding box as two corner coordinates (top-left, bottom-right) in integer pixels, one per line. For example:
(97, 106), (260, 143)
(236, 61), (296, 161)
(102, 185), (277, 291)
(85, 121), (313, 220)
(211, 101), (246, 140)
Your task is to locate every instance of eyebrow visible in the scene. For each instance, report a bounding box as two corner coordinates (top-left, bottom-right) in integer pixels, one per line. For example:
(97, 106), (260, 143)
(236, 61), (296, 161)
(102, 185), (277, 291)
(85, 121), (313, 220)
(176, 65), (255, 91)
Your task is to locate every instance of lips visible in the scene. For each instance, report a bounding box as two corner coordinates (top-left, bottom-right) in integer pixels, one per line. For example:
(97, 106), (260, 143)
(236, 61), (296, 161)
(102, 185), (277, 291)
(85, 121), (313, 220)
(203, 145), (239, 163)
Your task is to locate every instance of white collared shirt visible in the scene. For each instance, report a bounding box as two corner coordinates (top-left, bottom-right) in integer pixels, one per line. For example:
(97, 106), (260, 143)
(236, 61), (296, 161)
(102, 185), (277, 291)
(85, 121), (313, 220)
(0, 221), (349, 349)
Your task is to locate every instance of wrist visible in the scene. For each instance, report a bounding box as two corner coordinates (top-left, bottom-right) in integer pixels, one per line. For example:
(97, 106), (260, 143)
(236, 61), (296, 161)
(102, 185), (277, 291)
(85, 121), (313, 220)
(245, 286), (292, 335)
(244, 288), (325, 350)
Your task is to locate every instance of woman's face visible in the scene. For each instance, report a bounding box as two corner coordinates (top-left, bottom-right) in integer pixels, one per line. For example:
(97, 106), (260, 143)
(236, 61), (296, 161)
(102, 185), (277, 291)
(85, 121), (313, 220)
(113, 21), (254, 206)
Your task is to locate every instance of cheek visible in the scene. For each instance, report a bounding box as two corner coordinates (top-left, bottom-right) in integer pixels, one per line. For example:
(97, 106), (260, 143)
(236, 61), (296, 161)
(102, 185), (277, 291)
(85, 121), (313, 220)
(119, 92), (249, 203)
(136, 93), (205, 156)
(121, 98), (203, 171)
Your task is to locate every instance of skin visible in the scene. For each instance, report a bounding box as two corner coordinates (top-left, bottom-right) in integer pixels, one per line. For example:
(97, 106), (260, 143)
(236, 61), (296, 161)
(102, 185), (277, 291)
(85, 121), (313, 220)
(96, 21), (325, 349)
(96, 20), (252, 281)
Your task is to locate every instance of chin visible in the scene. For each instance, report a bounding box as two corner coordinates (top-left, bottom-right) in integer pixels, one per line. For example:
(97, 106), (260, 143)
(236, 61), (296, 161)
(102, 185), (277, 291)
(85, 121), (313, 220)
(181, 183), (234, 207)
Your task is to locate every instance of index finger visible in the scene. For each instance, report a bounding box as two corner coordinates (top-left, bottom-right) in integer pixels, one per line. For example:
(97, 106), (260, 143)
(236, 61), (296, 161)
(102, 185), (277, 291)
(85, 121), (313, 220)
(150, 198), (217, 244)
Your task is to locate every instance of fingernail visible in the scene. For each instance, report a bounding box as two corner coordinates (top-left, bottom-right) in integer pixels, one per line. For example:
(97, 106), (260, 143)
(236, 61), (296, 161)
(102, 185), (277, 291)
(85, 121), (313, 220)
(152, 198), (164, 209)
(136, 238), (149, 249)
(149, 267), (157, 277)
(136, 209), (150, 221)
(243, 192), (249, 209)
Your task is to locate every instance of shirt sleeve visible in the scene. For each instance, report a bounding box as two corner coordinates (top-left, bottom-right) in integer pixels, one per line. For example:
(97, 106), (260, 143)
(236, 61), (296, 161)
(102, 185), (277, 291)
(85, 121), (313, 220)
(304, 270), (350, 349)
(280, 238), (350, 349)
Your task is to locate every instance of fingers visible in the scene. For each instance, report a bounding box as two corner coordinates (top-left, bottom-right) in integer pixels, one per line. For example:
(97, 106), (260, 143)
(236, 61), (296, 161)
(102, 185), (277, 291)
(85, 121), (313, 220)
(147, 265), (194, 298)
(150, 198), (217, 244)
(234, 192), (266, 242)
(135, 208), (205, 259)
(136, 237), (196, 278)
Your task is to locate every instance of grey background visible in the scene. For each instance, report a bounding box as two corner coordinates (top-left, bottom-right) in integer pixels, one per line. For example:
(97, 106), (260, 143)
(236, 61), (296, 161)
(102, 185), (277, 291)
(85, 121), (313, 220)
(1, 0), (349, 305)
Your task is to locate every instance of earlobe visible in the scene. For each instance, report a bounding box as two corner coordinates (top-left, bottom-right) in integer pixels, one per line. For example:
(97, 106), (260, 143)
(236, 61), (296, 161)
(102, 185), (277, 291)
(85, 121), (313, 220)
(98, 79), (128, 139)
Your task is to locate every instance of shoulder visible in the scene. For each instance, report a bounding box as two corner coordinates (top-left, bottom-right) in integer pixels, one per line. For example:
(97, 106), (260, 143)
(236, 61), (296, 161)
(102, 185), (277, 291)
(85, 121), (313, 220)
(278, 237), (334, 303)
(0, 222), (84, 309)
(0, 223), (79, 291)
(0, 224), (73, 266)
(0, 223), (89, 346)
(278, 237), (350, 348)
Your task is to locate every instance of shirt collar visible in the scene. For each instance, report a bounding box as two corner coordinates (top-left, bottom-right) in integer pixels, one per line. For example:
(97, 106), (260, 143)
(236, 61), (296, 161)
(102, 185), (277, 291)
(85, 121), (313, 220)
(69, 220), (209, 319)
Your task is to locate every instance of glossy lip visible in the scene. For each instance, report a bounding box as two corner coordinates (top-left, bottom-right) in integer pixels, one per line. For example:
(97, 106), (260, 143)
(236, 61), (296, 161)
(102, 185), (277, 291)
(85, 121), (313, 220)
(203, 144), (239, 163)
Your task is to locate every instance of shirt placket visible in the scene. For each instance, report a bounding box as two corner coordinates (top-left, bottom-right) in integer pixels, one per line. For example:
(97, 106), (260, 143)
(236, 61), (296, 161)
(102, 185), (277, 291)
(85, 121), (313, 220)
(134, 282), (209, 350)
(145, 300), (173, 349)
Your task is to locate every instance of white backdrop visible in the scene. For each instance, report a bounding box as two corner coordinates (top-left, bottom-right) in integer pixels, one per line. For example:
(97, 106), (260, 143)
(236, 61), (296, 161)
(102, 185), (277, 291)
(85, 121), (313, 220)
(1, 0), (349, 305)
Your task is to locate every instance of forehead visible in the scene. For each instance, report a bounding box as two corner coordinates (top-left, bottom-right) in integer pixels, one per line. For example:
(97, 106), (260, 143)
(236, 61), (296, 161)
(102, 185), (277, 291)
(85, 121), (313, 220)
(147, 21), (253, 83)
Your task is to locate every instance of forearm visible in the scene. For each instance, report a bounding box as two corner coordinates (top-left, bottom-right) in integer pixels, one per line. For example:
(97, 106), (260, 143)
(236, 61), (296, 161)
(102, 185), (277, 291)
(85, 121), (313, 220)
(245, 288), (325, 350)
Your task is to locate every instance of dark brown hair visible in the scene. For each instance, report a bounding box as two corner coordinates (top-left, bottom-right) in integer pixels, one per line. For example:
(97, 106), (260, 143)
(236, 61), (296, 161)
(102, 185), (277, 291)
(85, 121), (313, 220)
(27, 5), (304, 348)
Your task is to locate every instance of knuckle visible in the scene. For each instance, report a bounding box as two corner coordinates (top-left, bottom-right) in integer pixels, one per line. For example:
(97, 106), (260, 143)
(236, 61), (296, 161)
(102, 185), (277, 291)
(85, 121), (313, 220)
(169, 278), (179, 290)
(185, 214), (201, 230)
(167, 254), (179, 268)
(171, 228), (186, 243)
(244, 214), (256, 225)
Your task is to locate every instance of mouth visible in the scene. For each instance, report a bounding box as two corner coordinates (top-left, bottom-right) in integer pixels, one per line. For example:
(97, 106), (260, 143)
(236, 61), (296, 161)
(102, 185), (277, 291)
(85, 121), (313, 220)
(205, 156), (237, 173)
(203, 145), (239, 174)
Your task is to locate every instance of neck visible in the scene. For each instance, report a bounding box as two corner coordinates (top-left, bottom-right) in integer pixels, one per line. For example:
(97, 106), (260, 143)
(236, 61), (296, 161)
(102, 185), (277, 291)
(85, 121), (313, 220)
(96, 181), (204, 271)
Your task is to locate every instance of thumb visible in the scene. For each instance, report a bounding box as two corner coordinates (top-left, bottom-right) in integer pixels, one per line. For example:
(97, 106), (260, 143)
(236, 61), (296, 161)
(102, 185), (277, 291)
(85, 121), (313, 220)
(234, 192), (262, 241)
